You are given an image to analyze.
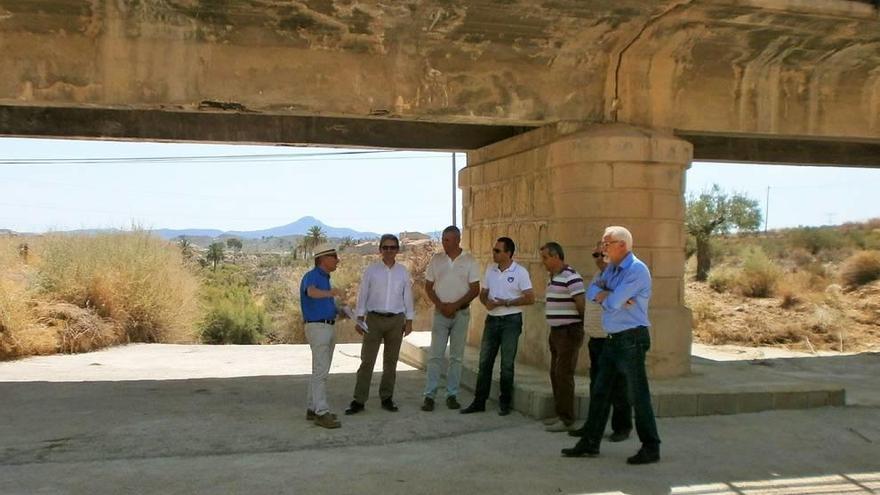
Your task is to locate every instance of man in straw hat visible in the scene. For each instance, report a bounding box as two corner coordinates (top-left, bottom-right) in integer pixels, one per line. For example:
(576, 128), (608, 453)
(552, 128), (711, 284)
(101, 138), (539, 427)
(301, 243), (343, 429)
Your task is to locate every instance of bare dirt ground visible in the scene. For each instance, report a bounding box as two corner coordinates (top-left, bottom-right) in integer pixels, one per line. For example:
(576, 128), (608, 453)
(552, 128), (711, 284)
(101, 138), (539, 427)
(687, 279), (880, 353)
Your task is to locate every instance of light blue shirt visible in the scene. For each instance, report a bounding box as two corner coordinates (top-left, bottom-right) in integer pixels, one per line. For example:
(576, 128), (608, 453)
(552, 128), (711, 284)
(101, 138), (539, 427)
(586, 252), (651, 333)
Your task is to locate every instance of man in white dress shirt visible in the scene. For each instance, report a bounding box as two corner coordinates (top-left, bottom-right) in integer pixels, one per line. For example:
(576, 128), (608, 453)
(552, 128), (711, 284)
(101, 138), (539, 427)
(421, 225), (480, 412)
(461, 237), (534, 416)
(345, 234), (415, 415)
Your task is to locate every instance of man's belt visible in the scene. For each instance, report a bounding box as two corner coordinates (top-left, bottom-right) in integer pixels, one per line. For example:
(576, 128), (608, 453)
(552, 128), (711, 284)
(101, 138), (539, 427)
(606, 326), (648, 339)
(305, 319), (336, 325)
(369, 311), (403, 317)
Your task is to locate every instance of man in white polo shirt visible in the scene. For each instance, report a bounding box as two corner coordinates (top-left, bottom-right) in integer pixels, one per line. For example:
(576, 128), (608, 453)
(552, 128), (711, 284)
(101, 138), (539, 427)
(422, 225), (481, 412)
(461, 237), (534, 416)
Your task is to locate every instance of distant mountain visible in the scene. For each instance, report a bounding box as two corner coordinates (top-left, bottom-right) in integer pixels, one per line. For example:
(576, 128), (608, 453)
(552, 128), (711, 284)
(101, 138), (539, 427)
(151, 217), (378, 241)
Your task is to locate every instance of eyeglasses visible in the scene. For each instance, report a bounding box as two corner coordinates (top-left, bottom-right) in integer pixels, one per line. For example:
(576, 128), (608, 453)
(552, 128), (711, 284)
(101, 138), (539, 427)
(602, 240), (623, 247)
(380, 245), (399, 251)
(591, 252), (602, 258)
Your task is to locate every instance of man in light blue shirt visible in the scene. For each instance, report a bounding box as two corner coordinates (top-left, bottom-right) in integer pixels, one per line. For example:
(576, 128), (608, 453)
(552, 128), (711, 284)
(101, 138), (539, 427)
(562, 226), (661, 465)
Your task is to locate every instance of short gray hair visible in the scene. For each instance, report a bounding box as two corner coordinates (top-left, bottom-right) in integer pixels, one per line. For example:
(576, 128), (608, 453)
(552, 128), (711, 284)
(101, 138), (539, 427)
(604, 226), (633, 250)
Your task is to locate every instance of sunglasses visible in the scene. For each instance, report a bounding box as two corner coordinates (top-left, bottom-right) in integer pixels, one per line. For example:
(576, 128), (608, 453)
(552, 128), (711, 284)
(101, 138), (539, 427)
(380, 245), (400, 251)
(592, 252), (602, 258)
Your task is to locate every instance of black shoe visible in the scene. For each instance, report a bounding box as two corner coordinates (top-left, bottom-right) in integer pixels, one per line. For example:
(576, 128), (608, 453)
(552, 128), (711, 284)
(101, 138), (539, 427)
(627, 448), (660, 465)
(421, 397), (435, 412)
(460, 402), (486, 414)
(561, 439), (600, 458)
(381, 399), (399, 412)
(446, 396), (461, 410)
(344, 400), (365, 415)
(498, 404), (512, 416)
(609, 430), (631, 442)
(568, 427), (587, 438)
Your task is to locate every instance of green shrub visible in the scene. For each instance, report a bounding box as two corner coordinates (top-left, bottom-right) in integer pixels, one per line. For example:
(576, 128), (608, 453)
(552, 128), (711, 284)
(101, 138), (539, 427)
(788, 227), (844, 255)
(839, 251), (880, 288)
(200, 285), (267, 344)
(735, 247), (781, 298)
(708, 266), (737, 293)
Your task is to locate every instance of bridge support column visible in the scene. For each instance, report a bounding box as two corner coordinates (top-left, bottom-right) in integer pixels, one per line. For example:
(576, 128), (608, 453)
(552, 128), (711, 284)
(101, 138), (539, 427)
(461, 123), (692, 378)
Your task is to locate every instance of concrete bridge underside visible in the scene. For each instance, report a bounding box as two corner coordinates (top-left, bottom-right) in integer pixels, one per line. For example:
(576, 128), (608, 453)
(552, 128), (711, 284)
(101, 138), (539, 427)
(2, 0), (880, 376)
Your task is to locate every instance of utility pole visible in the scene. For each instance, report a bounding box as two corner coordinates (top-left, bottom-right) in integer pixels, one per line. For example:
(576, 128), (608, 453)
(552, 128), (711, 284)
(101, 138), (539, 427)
(452, 152), (457, 227)
(764, 186), (770, 233)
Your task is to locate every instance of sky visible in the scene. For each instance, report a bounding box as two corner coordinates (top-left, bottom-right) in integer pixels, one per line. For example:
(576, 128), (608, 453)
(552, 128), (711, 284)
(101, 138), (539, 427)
(1, 137), (879, 235)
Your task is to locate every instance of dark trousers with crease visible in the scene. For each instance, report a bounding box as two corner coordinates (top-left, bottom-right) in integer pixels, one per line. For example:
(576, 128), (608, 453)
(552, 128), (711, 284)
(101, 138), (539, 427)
(588, 337), (632, 434)
(548, 323), (584, 425)
(580, 326), (660, 452)
(472, 313), (522, 408)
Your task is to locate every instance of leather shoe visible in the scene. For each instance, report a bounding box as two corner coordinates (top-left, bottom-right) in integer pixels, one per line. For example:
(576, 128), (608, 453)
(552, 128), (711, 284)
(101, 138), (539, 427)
(561, 440), (600, 458)
(460, 402), (486, 414)
(421, 397), (435, 412)
(381, 399), (399, 412)
(344, 400), (365, 415)
(609, 430), (631, 442)
(568, 427), (587, 437)
(446, 396), (461, 410)
(498, 405), (512, 416)
(627, 448), (660, 465)
(306, 409), (316, 421)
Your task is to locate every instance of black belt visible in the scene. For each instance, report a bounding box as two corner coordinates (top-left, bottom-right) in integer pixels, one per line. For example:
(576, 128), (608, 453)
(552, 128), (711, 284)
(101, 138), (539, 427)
(606, 326), (647, 339)
(305, 319), (335, 325)
(369, 311), (403, 317)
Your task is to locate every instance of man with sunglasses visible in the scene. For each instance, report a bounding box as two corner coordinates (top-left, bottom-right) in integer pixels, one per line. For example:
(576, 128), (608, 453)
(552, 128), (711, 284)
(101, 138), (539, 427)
(562, 226), (661, 465)
(461, 237), (534, 416)
(422, 225), (480, 412)
(345, 234), (414, 415)
(301, 244), (343, 429)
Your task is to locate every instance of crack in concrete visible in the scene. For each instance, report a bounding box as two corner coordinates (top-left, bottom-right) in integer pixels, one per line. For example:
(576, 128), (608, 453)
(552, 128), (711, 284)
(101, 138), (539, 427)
(611, 0), (696, 122)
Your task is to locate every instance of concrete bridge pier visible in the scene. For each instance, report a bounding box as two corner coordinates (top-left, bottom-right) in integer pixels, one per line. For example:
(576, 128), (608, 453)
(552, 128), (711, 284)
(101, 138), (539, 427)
(460, 123), (693, 378)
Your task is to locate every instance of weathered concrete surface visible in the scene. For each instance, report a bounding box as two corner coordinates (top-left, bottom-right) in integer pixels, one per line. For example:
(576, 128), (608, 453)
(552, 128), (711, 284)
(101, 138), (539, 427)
(400, 333), (851, 419)
(1, 1), (880, 161)
(462, 123), (692, 377)
(1, 344), (879, 495)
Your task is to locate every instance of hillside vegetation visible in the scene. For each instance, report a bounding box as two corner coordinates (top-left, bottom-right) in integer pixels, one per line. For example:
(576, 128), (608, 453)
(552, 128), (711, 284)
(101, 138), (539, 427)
(688, 220), (880, 352)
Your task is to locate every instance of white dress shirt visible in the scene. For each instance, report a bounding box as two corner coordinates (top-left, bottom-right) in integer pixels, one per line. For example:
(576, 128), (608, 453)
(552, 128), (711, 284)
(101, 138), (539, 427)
(355, 261), (415, 319)
(483, 261), (532, 316)
(425, 251), (480, 303)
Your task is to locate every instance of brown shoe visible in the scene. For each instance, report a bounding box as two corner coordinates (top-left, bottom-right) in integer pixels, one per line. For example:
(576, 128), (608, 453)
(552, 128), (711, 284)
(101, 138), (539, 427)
(314, 412), (341, 429)
(306, 409), (316, 421)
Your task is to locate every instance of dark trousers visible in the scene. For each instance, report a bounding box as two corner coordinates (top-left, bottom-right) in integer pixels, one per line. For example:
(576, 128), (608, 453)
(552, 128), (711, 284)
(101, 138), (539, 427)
(581, 326), (660, 451)
(473, 313), (523, 407)
(548, 323), (584, 425)
(588, 337), (632, 434)
(353, 313), (405, 404)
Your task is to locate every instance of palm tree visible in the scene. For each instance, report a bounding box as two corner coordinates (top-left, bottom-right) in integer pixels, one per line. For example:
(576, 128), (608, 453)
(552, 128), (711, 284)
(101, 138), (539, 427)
(206, 242), (225, 271)
(304, 226), (326, 257)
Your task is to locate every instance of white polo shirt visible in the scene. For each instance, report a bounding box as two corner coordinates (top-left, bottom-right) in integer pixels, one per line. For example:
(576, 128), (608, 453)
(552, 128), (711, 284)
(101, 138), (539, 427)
(426, 250), (480, 303)
(483, 261), (533, 316)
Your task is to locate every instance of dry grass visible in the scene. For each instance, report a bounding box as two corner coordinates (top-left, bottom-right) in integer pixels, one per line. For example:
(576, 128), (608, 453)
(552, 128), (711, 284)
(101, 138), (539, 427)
(36, 231), (200, 343)
(1, 231), (199, 359)
(840, 250), (880, 288)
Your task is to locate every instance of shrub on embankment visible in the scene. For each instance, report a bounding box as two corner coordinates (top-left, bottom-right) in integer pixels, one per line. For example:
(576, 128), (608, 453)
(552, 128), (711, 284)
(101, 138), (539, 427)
(0, 231), (199, 359)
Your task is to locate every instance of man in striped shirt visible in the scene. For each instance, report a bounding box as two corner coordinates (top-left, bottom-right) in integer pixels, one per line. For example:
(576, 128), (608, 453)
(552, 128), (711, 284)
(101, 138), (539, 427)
(540, 241), (586, 432)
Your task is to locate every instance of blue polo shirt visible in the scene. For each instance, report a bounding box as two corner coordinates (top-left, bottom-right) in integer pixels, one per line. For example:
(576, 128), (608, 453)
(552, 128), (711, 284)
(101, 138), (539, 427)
(300, 267), (337, 322)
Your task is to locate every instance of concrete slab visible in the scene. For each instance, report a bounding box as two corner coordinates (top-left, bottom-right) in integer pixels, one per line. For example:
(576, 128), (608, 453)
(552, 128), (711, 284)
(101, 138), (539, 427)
(399, 334), (855, 419)
(1, 344), (879, 494)
(0, 342), (879, 494)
